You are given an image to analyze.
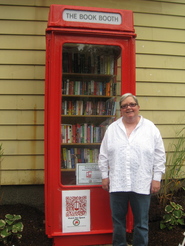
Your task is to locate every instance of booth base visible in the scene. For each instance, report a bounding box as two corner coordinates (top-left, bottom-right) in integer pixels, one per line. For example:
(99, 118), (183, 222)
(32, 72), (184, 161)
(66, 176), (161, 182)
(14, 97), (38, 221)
(53, 233), (112, 246)
(52, 206), (133, 246)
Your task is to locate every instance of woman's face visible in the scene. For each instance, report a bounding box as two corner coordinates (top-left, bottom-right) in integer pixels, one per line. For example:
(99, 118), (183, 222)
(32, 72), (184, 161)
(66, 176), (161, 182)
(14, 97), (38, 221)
(120, 96), (140, 119)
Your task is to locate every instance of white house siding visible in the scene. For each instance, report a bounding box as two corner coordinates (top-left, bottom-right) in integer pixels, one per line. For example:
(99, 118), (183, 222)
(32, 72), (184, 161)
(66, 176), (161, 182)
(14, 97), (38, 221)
(0, 0), (184, 184)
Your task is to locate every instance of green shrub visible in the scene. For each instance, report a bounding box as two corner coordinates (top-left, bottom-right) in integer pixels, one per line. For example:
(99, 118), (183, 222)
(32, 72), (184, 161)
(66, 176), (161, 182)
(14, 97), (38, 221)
(0, 214), (24, 245)
(158, 127), (185, 207)
(160, 202), (185, 230)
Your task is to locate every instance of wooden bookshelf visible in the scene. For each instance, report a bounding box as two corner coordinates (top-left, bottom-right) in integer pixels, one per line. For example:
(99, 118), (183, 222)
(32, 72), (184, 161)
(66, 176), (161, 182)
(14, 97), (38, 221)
(61, 43), (120, 185)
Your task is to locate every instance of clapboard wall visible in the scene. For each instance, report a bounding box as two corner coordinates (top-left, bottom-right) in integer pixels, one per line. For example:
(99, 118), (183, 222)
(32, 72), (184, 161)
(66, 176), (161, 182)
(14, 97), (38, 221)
(0, 0), (184, 185)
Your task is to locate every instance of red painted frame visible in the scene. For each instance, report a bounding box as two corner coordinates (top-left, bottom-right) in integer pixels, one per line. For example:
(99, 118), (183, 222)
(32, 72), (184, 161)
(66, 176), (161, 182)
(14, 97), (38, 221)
(45, 5), (136, 246)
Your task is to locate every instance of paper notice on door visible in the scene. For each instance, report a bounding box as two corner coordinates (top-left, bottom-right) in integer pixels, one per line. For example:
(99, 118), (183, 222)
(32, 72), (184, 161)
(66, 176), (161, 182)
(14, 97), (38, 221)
(76, 163), (102, 185)
(62, 189), (90, 233)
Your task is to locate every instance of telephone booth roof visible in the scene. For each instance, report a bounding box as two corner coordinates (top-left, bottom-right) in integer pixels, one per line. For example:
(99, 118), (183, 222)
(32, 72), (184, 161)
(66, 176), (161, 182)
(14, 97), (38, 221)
(47, 4), (135, 33)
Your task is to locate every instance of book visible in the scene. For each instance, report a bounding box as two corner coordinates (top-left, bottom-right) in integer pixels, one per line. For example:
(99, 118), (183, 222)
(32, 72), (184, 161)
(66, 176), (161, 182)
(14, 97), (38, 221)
(67, 149), (72, 169)
(61, 124), (72, 143)
(62, 148), (67, 168)
(70, 148), (75, 169)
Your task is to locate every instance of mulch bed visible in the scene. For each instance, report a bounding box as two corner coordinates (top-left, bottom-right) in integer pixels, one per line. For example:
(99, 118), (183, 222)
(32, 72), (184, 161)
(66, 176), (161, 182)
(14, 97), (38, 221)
(0, 189), (185, 245)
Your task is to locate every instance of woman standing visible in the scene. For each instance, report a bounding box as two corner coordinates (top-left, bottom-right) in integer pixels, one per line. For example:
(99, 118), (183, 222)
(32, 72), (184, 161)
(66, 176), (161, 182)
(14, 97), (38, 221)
(98, 93), (166, 246)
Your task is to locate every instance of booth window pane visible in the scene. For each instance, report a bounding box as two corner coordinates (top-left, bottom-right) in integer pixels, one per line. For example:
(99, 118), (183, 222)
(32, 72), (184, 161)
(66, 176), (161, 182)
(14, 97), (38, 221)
(61, 43), (121, 186)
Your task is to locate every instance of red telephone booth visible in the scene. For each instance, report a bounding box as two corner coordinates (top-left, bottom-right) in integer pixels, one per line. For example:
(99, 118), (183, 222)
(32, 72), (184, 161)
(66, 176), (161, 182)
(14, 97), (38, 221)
(45, 5), (136, 246)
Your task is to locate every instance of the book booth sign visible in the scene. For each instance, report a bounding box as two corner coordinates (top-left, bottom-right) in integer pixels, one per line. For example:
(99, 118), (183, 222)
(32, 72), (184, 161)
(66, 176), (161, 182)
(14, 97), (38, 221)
(63, 9), (122, 25)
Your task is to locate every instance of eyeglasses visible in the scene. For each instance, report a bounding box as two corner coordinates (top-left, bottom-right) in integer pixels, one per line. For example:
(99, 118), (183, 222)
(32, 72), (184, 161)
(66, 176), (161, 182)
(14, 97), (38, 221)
(120, 103), (138, 109)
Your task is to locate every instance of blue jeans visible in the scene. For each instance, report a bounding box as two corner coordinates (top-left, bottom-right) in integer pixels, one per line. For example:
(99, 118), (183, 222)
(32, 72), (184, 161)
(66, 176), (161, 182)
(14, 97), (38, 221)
(110, 192), (151, 246)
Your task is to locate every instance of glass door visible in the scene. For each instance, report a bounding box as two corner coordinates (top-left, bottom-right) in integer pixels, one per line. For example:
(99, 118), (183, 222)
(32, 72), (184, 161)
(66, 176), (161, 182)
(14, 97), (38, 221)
(61, 43), (121, 186)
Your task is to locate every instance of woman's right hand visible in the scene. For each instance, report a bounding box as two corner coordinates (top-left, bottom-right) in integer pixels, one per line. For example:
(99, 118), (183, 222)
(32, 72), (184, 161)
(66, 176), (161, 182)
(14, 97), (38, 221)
(102, 178), (109, 191)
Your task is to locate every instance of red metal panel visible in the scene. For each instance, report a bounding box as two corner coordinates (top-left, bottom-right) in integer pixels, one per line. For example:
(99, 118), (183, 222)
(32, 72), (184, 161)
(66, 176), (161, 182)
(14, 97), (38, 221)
(53, 233), (112, 246)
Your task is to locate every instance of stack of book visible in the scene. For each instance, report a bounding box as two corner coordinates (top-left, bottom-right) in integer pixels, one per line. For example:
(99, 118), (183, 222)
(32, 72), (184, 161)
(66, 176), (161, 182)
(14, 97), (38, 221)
(62, 98), (116, 116)
(63, 52), (115, 75)
(61, 123), (108, 144)
(62, 148), (99, 169)
(62, 79), (116, 96)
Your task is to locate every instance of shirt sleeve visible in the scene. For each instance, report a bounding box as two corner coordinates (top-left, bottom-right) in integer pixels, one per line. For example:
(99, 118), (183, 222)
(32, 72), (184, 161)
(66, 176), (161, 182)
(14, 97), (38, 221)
(98, 130), (109, 179)
(153, 129), (166, 181)
(153, 171), (163, 181)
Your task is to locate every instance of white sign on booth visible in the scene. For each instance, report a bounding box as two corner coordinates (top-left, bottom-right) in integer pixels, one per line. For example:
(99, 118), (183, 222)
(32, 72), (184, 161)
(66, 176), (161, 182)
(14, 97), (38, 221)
(62, 190), (90, 233)
(63, 9), (122, 25)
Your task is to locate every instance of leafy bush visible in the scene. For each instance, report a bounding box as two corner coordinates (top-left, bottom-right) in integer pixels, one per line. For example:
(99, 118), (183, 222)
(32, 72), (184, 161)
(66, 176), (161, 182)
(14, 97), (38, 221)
(158, 128), (185, 207)
(160, 202), (185, 230)
(0, 214), (24, 245)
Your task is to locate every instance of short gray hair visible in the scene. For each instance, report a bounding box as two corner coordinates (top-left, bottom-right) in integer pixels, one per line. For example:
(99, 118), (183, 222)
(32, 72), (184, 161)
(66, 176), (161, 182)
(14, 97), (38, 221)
(119, 93), (139, 107)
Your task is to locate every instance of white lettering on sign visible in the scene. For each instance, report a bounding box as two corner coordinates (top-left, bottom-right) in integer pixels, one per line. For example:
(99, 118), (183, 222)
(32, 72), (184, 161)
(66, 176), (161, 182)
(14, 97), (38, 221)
(63, 10), (122, 25)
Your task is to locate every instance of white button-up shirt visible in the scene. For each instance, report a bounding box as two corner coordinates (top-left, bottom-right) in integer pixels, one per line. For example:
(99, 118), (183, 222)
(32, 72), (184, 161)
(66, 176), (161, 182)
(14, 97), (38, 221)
(98, 116), (166, 194)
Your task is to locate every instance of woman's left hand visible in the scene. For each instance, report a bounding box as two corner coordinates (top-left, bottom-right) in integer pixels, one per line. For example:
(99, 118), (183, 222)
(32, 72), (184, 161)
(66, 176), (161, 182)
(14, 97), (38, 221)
(151, 180), (161, 194)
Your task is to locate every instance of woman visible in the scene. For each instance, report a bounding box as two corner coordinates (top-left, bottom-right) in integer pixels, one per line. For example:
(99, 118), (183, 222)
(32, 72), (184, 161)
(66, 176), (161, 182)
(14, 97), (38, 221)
(98, 93), (166, 246)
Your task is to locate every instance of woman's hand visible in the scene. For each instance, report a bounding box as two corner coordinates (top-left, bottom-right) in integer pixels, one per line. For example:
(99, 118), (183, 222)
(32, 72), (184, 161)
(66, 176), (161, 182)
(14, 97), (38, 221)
(102, 178), (109, 191)
(151, 180), (161, 194)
